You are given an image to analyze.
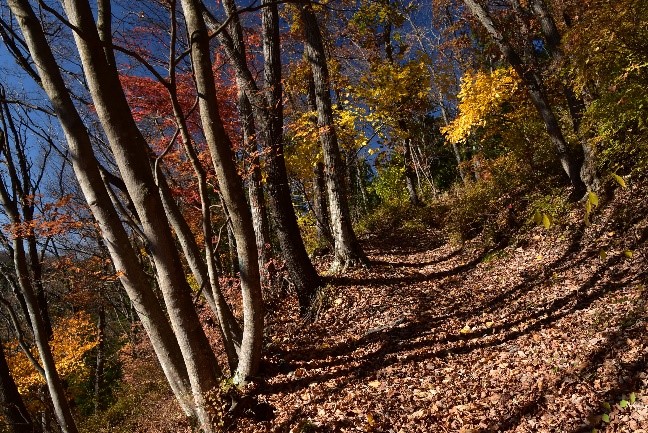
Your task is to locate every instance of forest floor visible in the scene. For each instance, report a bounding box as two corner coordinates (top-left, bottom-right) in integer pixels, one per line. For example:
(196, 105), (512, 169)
(231, 184), (648, 433)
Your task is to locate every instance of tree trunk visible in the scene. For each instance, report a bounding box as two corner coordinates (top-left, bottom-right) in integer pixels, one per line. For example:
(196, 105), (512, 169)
(179, 0), (264, 384)
(227, 221), (239, 275)
(462, 0), (586, 196)
(8, 0), (198, 420)
(62, 1), (225, 427)
(313, 162), (332, 244)
(161, 68), (243, 367)
(238, 91), (274, 290)
(528, 0), (599, 192)
(207, 1), (321, 314)
(0, 77), (77, 433)
(300, 3), (367, 272)
(156, 173), (242, 369)
(0, 101), (53, 341)
(403, 137), (421, 205)
(0, 339), (38, 433)
(94, 306), (105, 414)
(261, 0), (323, 308)
(219, 0), (273, 291)
(13, 238), (78, 433)
(307, 73), (333, 246)
(26, 235), (52, 340)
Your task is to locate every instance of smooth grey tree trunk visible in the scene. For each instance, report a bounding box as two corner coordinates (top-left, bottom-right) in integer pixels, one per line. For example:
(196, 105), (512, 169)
(205, 3), (322, 314)
(8, 0), (197, 420)
(300, 3), (367, 272)
(0, 95), (53, 340)
(158, 33), (243, 365)
(157, 172), (242, 368)
(220, 0), (274, 290)
(463, 0), (586, 196)
(60, 1), (224, 428)
(239, 91), (274, 289)
(0, 89), (78, 433)
(179, 0), (264, 385)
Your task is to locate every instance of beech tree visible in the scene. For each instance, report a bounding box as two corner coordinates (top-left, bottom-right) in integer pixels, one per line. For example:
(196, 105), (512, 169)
(203, 1), (322, 313)
(0, 90), (78, 433)
(299, 2), (367, 272)
(461, 0), (588, 196)
(5, 0), (263, 430)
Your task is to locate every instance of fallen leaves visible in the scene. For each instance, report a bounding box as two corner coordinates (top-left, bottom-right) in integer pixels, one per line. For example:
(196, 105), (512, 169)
(223, 186), (648, 432)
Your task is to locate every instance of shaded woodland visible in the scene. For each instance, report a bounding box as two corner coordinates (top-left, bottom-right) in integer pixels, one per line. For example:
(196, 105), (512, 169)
(0, 0), (646, 432)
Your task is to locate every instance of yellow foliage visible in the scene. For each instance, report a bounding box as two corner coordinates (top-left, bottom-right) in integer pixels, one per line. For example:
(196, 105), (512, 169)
(6, 312), (98, 394)
(354, 60), (431, 136)
(441, 67), (521, 144)
(285, 106), (364, 181)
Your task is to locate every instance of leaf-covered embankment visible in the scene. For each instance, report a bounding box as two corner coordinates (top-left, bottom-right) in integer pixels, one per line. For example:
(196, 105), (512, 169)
(244, 183), (648, 432)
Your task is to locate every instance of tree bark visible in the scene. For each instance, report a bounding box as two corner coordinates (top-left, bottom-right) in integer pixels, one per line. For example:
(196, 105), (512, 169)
(238, 91), (274, 289)
(159, 31), (243, 365)
(261, 0), (323, 308)
(528, 0), (599, 192)
(206, 2), (322, 314)
(219, 0), (273, 290)
(463, 0), (586, 196)
(0, 86), (77, 433)
(156, 172), (242, 368)
(0, 339), (38, 433)
(179, 0), (264, 384)
(8, 0), (197, 420)
(306, 75), (333, 246)
(313, 162), (332, 244)
(403, 137), (421, 205)
(300, 3), (367, 272)
(61, 1), (224, 427)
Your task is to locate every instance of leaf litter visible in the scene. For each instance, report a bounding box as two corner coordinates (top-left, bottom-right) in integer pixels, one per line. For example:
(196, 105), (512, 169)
(228, 186), (648, 432)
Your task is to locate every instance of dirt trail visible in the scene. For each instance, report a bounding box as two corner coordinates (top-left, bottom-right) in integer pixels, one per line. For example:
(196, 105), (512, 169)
(236, 189), (648, 433)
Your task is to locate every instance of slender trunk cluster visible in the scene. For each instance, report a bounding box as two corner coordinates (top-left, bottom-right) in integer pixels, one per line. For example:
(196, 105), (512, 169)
(178, 0), (263, 385)
(299, 3), (367, 272)
(4, 0), (368, 429)
(8, 0), (223, 429)
(209, 0), (321, 313)
(462, 0), (588, 197)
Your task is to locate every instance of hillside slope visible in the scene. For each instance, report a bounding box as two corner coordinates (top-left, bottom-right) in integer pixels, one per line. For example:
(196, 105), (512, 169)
(239, 184), (648, 433)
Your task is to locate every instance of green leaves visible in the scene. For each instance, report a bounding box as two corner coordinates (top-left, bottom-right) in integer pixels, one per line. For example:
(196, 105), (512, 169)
(533, 210), (552, 229)
(611, 172), (627, 188)
(542, 213), (552, 229)
(584, 191), (599, 226)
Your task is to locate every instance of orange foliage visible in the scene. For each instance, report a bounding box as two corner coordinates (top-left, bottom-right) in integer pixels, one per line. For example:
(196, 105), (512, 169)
(6, 312), (98, 394)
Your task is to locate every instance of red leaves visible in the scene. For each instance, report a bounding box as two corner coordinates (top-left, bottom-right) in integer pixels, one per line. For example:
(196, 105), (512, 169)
(3, 194), (87, 239)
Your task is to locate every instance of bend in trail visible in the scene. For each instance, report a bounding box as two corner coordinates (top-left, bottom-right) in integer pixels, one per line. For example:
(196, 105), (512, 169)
(249, 196), (648, 433)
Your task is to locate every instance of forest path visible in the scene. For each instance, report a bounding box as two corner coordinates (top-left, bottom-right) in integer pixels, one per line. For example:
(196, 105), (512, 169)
(244, 193), (648, 433)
